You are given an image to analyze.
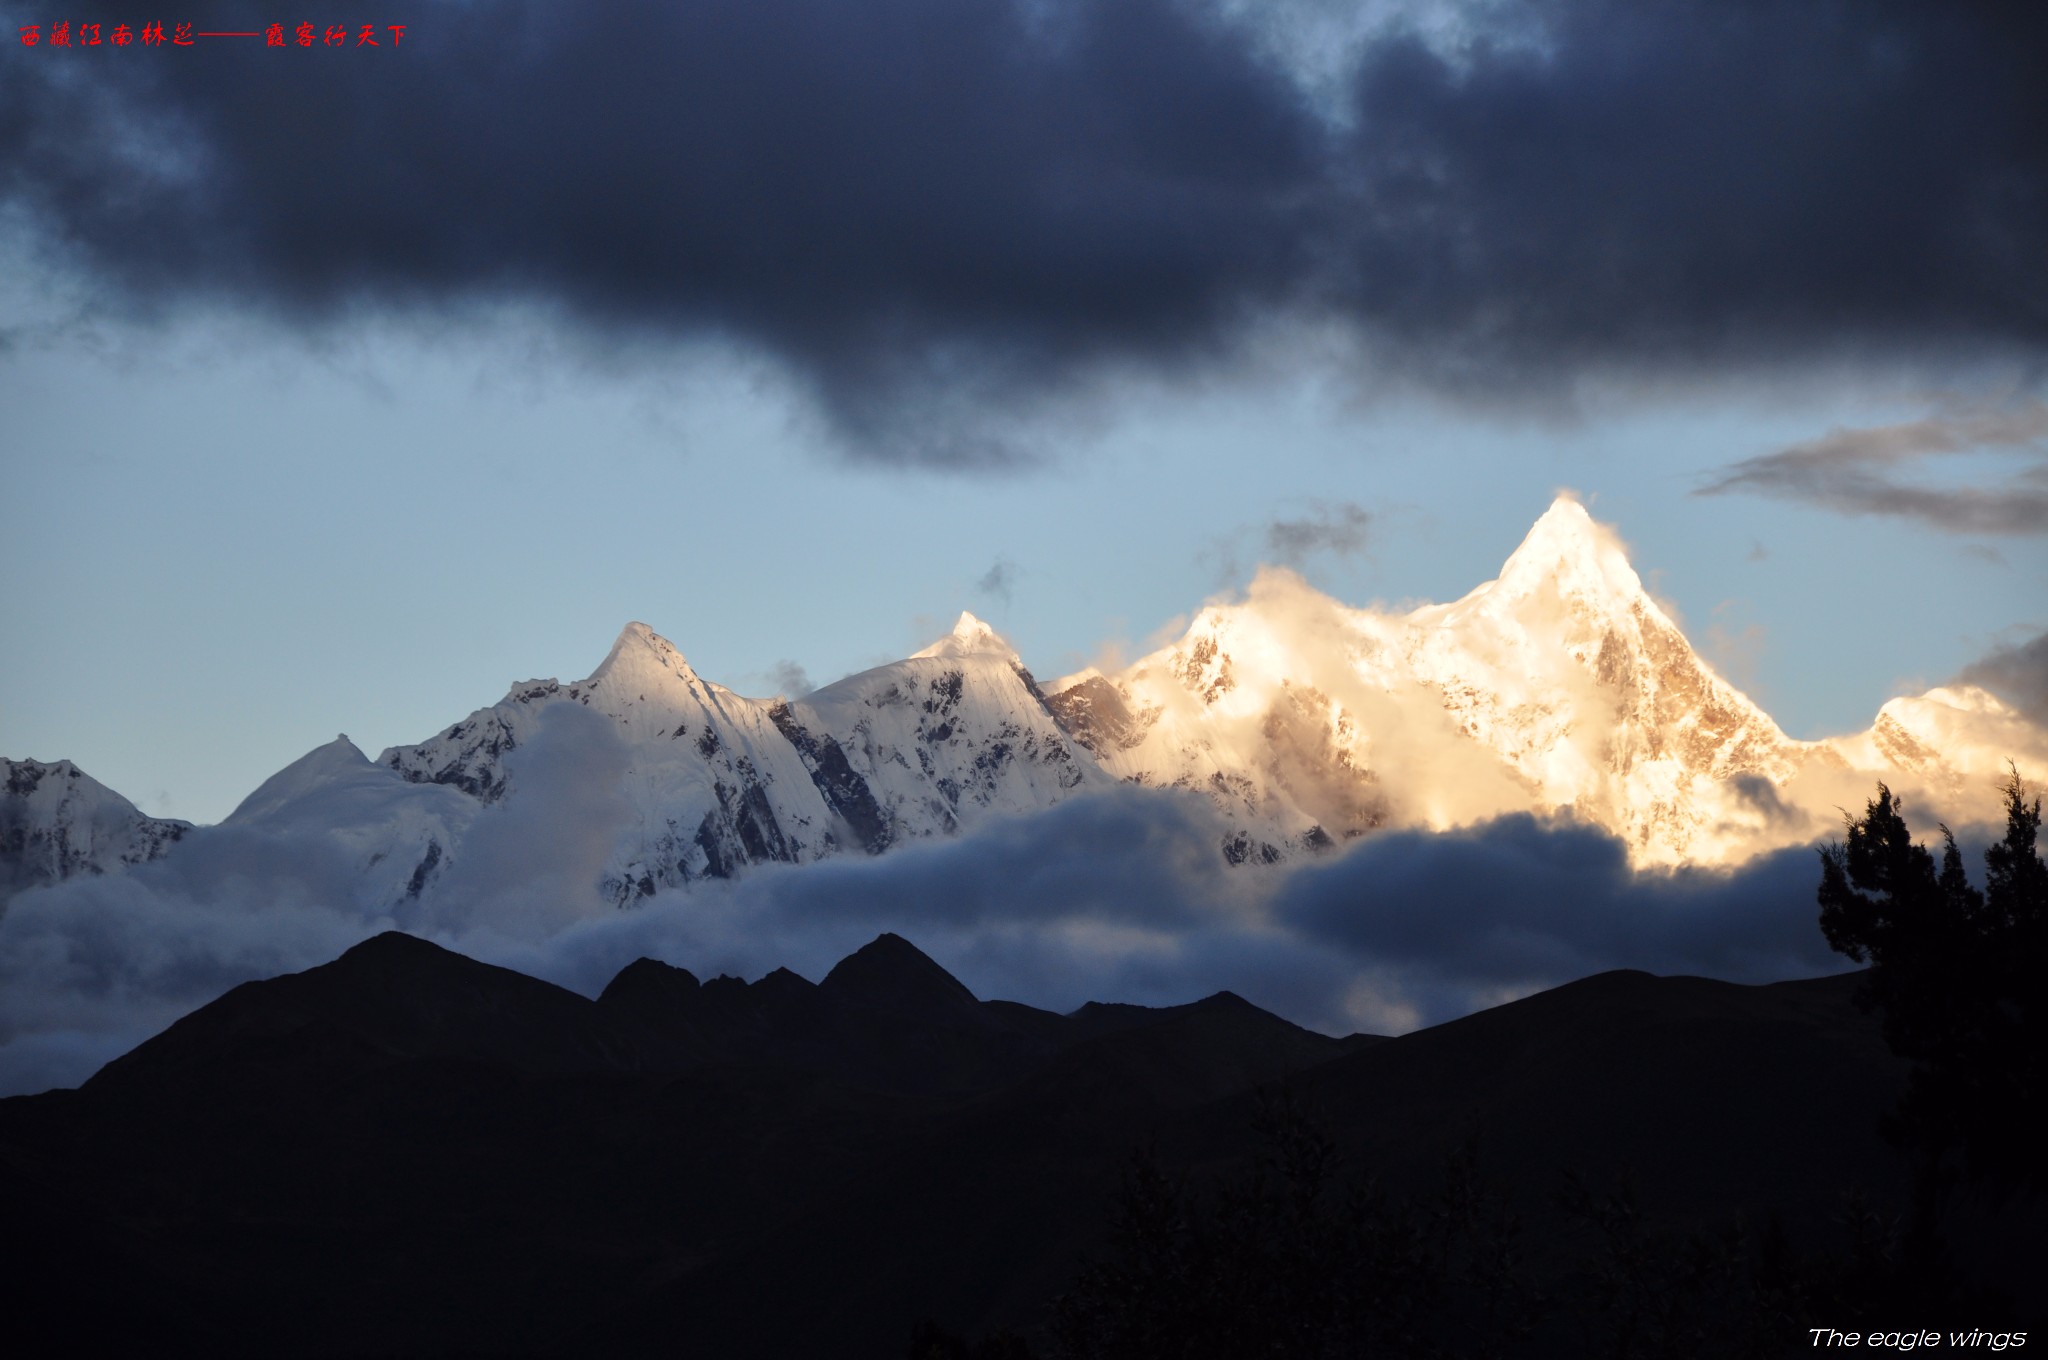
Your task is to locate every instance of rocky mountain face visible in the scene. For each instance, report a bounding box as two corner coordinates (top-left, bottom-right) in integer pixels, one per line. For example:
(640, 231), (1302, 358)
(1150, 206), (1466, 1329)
(6, 498), (2041, 907)
(0, 759), (190, 901)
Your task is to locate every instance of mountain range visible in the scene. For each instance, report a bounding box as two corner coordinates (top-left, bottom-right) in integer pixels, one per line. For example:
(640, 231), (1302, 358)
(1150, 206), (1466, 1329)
(5, 497), (2041, 910)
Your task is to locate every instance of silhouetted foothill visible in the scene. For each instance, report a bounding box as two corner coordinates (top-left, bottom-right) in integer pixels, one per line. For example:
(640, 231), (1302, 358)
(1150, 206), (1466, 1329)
(4, 929), (2038, 1358)
(87, 929), (645, 1091)
(598, 955), (702, 1006)
(822, 931), (993, 1027)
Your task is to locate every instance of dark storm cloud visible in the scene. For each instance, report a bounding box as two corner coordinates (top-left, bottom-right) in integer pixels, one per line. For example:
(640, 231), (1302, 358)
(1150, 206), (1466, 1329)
(1274, 816), (1833, 1012)
(1698, 399), (2048, 534)
(4, 0), (2045, 460)
(1265, 500), (1372, 564)
(1958, 631), (2048, 726)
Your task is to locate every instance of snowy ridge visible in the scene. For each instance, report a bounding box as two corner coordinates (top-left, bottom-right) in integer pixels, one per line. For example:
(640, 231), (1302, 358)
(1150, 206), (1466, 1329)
(8, 498), (2042, 908)
(1, 758), (191, 899)
(365, 611), (1109, 905)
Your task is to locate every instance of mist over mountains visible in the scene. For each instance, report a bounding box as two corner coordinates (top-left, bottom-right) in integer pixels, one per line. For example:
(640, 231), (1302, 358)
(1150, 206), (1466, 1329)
(1, 498), (2040, 1095)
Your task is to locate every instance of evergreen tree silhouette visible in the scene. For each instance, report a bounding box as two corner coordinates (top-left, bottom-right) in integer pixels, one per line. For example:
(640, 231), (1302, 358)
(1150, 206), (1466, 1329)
(1818, 771), (2046, 1192)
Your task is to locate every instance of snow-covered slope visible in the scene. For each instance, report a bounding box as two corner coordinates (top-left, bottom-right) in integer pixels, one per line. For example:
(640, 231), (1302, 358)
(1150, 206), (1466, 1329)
(224, 736), (480, 909)
(1, 758), (191, 900)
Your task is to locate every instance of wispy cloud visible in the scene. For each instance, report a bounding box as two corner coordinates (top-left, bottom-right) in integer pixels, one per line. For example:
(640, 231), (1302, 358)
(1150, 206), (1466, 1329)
(771, 661), (815, 698)
(1265, 501), (1374, 566)
(975, 557), (1020, 609)
(1698, 399), (2048, 534)
(1203, 500), (1376, 587)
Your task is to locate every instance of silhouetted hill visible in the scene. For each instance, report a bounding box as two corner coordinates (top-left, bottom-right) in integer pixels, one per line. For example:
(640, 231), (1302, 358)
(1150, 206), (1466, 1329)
(3, 935), (2029, 1358)
(89, 930), (645, 1092)
(821, 930), (994, 1027)
(1181, 970), (1912, 1259)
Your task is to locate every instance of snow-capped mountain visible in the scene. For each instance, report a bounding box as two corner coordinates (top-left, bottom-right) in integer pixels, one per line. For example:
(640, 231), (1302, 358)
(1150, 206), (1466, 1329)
(1050, 498), (1820, 865)
(382, 623), (841, 900)
(791, 613), (1106, 842)
(374, 612), (1104, 904)
(1, 758), (191, 899)
(7, 497), (2042, 909)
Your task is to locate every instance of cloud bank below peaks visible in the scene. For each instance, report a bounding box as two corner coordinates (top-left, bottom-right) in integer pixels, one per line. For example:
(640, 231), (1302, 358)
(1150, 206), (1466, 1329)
(4, 0), (2045, 459)
(0, 766), (1846, 1096)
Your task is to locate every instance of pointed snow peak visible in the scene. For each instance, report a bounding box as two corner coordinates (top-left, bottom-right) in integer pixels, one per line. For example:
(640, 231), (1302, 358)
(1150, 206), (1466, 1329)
(912, 611), (1019, 662)
(1492, 495), (1647, 607)
(591, 620), (700, 687)
(296, 735), (375, 773)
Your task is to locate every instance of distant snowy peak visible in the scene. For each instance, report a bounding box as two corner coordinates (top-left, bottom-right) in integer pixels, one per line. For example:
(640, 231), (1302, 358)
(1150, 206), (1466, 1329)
(1826, 685), (2048, 786)
(1, 757), (191, 898)
(911, 611), (1019, 663)
(378, 622), (713, 803)
(586, 620), (712, 706)
(1400, 498), (1801, 859)
(229, 734), (381, 824)
(380, 621), (843, 900)
(226, 736), (477, 909)
(793, 622), (1103, 843)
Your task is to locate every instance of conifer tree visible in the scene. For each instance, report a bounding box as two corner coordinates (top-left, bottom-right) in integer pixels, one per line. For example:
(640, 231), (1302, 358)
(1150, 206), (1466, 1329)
(1818, 772), (2045, 1190)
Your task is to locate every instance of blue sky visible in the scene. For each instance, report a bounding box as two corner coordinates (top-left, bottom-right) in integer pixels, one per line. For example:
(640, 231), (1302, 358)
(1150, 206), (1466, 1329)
(3, 0), (2045, 823)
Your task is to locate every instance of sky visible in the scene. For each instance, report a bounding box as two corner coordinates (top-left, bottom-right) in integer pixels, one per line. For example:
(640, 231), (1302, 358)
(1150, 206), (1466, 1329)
(3, 0), (2045, 833)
